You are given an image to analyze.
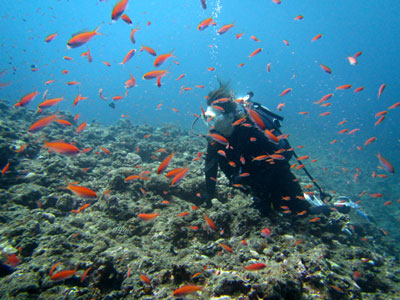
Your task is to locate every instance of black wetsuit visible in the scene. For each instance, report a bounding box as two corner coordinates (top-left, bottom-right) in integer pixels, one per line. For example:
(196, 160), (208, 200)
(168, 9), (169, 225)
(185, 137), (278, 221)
(204, 122), (310, 214)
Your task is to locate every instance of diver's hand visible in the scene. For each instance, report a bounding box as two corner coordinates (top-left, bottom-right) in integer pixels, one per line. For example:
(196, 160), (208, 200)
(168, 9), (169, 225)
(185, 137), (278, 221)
(308, 205), (332, 215)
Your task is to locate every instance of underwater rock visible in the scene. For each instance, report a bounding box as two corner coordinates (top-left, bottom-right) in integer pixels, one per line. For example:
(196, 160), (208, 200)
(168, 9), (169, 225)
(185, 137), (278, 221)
(213, 271), (250, 296)
(0, 101), (399, 299)
(7, 183), (49, 208)
(55, 193), (75, 212)
(3, 271), (40, 297)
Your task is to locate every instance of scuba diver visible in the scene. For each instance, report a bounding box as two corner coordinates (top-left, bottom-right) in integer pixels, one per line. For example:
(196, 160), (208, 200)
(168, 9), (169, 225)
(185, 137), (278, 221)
(200, 81), (330, 216)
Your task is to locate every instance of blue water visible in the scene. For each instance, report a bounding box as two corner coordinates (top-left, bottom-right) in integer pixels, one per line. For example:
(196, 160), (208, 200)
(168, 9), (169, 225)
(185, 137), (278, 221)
(1, 0), (399, 237)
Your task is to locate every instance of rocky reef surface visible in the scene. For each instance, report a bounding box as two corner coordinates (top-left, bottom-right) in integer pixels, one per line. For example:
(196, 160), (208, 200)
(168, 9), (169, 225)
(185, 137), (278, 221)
(0, 99), (399, 299)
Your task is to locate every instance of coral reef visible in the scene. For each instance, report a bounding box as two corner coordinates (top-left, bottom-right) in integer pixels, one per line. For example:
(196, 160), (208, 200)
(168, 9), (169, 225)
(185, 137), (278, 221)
(0, 100), (399, 299)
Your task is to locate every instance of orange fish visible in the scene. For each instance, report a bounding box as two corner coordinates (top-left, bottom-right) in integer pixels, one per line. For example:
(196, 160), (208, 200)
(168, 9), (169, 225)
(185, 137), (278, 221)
(49, 262), (62, 276)
(354, 87), (364, 93)
(80, 267), (92, 282)
(336, 84), (352, 90)
(388, 102), (400, 110)
(140, 45), (157, 56)
(297, 155), (310, 161)
(318, 93), (333, 103)
(297, 210), (307, 216)
(15, 91), (40, 107)
(377, 83), (386, 99)
(280, 88), (292, 97)
(377, 153), (394, 174)
(165, 168), (185, 178)
(204, 215), (217, 231)
(347, 56), (357, 65)
(73, 94), (87, 107)
(244, 263), (266, 271)
(76, 122), (87, 134)
(67, 26), (101, 49)
(143, 70), (167, 80)
(375, 115), (385, 126)
(130, 27), (139, 44)
(177, 211), (189, 217)
(111, 0), (129, 21)
(375, 111), (387, 118)
(28, 114), (56, 132)
(124, 175), (141, 182)
(78, 203), (91, 213)
(364, 137), (376, 145)
(170, 167), (189, 186)
(113, 95), (123, 101)
(67, 81), (80, 86)
(232, 117), (246, 126)
(100, 147), (110, 155)
(44, 141), (80, 155)
(197, 18), (213, 31)
(38, 97), (64, 109)
(67, 184), (97, 199)
(309, 217), (320, 222)
(125, 74), (136, 89)
(154, 50), (174, 67)
(120, 49), (136, 65)
(140, 274), (151, 285)
(121, 14), (132, 24)
(264, 129), (279, 144)
(268, 154), (285, 160)
(219, 243), (233, 253)
(50, 266), (77, 281)
(247, 107), (265, 130)
(209, 133), (229, 146)
(312, 33), (322, 42)
(172, 284), (202, 297)
(1, 162), (10, 175)
(45, 33), (58, 43)
(138, 213), (159, 220)
(3, 252), (20, 267)
(319, 64), (331, 74)
(176, 73), (185, 81)
(157, 152), (174, 175)
(277, 103), (285, 111)
(218, 23), (234, 34)
(249, 48), (262, 58)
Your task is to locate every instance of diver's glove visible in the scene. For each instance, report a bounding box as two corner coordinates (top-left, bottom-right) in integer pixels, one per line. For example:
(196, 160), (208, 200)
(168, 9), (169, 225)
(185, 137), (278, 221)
(308, 205), (332, 215)
(304, 193), (332, 216)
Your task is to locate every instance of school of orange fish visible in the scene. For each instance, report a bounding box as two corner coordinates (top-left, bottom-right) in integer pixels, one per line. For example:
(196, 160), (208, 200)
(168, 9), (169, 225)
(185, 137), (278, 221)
(1, 0), (399, 297)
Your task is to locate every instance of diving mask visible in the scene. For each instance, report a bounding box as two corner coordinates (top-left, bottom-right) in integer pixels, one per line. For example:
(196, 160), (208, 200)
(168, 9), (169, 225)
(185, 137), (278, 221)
(203, 105), (225, 127)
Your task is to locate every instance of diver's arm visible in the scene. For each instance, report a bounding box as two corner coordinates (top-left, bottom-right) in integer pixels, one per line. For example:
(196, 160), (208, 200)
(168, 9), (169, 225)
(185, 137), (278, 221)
(204, 142), (218, 198)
